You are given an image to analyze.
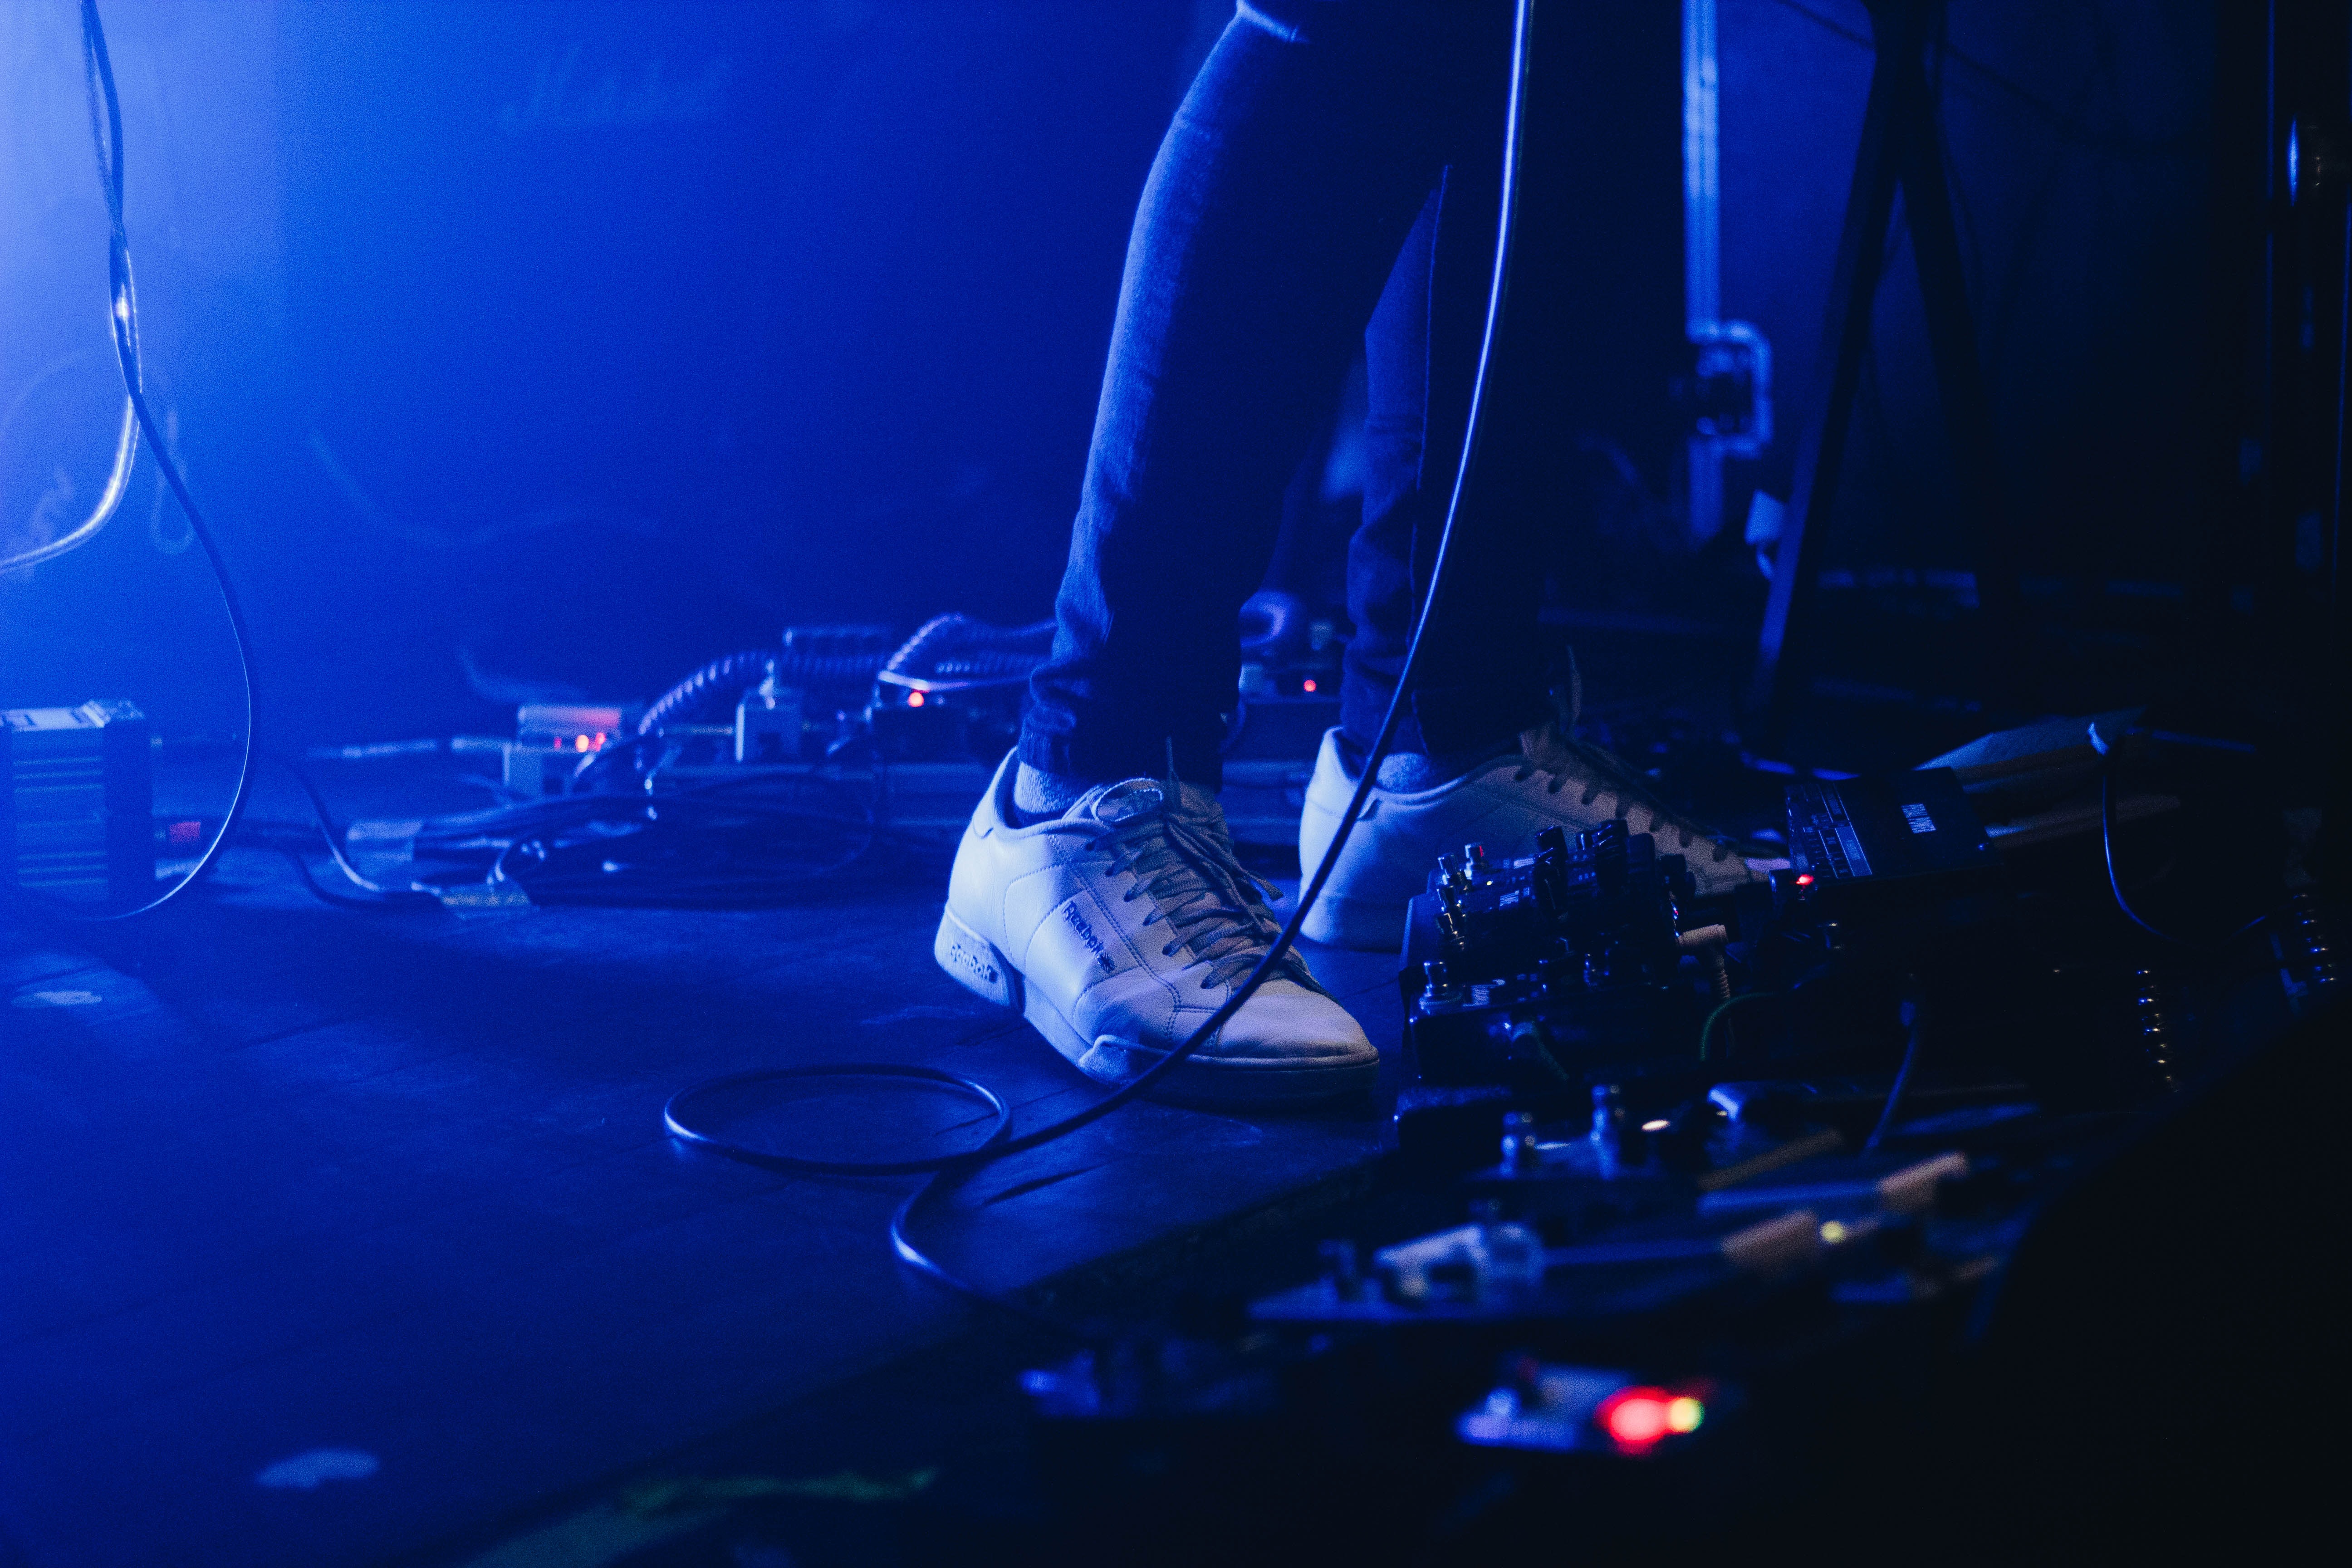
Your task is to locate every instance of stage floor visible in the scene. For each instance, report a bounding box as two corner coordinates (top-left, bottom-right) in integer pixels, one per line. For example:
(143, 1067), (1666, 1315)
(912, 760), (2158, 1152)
(0, 763), (1403, 1568)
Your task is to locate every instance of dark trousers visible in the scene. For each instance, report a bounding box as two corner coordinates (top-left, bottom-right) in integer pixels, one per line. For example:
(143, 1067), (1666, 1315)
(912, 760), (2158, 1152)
(1019, 0), (1548, 790)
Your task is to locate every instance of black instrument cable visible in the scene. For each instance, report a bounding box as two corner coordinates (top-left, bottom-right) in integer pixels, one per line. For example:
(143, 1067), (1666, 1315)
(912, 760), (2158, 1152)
(1862, 996), (1924, 1152)
(2088, 716), (2274, 949)
(663, 0), (1540, 1329)
(32, 0), (262, 925)
(258, 753), (444, 910)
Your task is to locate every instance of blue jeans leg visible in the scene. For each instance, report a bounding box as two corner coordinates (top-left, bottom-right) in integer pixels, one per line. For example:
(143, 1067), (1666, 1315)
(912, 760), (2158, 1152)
(1021, 1), (1537, 789)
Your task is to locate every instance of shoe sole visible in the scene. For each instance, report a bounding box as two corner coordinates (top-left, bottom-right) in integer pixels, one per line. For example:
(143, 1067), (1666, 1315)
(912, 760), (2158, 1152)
(933, 906), (1376, 1106)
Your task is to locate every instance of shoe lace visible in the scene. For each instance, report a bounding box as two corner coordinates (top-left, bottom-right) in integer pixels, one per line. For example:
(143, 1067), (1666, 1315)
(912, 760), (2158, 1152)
(1082, 794), (1308, 991)
(1512, 736), (1739, 865)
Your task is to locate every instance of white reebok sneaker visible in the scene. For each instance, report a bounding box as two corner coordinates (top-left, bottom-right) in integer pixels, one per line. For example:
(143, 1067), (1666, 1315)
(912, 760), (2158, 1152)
(935, 755), (1378, 1105)
(1296, 726), (1768, 951)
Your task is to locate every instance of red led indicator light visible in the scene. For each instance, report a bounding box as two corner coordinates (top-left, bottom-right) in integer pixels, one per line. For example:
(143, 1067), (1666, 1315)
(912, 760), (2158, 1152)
(1301, 678), (1318, 693)
(1597, 1387), (1704, 1454)
(1793, 873), (1815, 887)
(907, 691), (926, 709)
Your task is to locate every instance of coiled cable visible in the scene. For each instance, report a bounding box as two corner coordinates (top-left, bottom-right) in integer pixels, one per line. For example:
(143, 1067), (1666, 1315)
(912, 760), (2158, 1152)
(638, 651), (779, 735)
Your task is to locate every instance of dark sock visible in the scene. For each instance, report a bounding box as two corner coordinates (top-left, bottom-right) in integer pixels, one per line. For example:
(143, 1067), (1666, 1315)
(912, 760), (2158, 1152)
(1009, 762), (1094, 825)
(1373, 741), (1519, 793)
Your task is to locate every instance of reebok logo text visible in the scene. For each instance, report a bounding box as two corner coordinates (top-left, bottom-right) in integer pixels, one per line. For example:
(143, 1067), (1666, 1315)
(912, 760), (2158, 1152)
(1062, 903), (1117, 973)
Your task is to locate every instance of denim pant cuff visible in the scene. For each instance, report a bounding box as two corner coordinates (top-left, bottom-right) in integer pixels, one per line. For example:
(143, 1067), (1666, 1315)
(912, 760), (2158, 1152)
(1016, 729), (1228, 793)
(1340, 671), (1549, 761)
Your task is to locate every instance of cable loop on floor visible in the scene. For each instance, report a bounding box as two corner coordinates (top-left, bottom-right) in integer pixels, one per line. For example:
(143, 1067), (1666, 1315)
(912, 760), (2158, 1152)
(662, 1063), (1012, 1178)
